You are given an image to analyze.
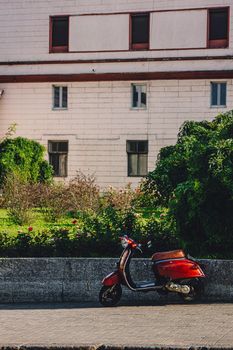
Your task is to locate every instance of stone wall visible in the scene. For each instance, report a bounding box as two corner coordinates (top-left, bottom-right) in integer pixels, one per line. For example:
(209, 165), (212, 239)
(0, 258), (232, 303)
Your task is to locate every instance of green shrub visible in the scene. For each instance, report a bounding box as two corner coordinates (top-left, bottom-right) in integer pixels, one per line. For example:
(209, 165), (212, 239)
(0, 206), (182, 257)
(143, 111), (233, 258)
(0, 137), (53, 185)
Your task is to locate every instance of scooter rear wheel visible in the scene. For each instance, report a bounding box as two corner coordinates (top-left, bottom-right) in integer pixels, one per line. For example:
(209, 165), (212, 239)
(179, 278), (204, 302)
(99, 284), (122, 307)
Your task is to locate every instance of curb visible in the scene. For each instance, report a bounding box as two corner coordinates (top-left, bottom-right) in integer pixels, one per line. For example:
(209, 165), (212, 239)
(0, 345), (233, 350)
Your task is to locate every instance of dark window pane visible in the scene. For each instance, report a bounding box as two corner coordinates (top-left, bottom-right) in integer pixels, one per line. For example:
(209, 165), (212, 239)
(49, 141), (68, 152)
(62, 87), (68, 108)
(49, 141), (68, 153)
(132, 85), (138, 107)
(49, 154), (67, 177)
(48, 141), (68, 177)
(49, 153), (60, 176)
(59, 154), (67, 177)
(128, 153), (148, 176)
(128, 154), (138, 176)
(131, 84), (147, 108)
(138, 154), (148, 175)
(52, 17), (68, 47)
(57, 141), (68, 152)
(220, 83), (227, 106)
(138, 141), (148, 153)
(49, 141), (58, 152)
(141, 91), (146, 107)
(54, 87), (60, 108)
(209, 9), (228, 40)
(127, 140), (148, 153)
(53, 86), (68, 109)
(132, 14), (149, 44)
(211, 83), (218, 105)
(127, 141), (137, 153)
(127, 140), (148, 176)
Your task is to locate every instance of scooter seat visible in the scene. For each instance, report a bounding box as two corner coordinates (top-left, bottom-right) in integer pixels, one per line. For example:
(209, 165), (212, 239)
(151, 249), (185, 261)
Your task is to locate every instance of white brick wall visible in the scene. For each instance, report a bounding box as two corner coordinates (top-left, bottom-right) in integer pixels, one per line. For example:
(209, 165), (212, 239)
(0, 0), (232, 62)
(0, 0), (232, 187)
(0, 79), (231, 188)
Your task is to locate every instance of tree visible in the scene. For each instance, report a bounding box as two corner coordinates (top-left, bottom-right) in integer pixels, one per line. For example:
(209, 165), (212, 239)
(144, 111), (233, 258)
(0, 137), (53, 185)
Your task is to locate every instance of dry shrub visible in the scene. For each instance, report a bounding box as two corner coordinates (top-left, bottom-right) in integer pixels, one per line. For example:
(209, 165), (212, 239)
(2, 170), (144, 225)
(0, 189), (4, 208)
(102, 183), (140, 211)
(34, 172), (100, 221)
(34, 182), (69, 222)
(67, 172), (100, 212)
(2, 172), (34, 225)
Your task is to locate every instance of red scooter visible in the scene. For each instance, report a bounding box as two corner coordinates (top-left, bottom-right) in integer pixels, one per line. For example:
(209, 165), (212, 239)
(99, 235), (205, 306)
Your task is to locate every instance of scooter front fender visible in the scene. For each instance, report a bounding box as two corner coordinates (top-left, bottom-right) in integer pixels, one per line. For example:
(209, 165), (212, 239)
(102, 271), (121, 286)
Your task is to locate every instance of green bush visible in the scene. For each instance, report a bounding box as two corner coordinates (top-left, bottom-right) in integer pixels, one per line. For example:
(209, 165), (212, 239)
(0, 206), (181, 257)
(143, 111), (233, 258)
(0, 137), (53, 185)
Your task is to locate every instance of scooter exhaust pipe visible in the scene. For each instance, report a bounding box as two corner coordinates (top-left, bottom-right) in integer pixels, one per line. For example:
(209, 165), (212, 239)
(165, 282), (190, 294)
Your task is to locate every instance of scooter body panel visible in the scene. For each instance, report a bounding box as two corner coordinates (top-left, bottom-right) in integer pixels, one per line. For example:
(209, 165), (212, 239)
(154, 258), (205, 280)
(102, 271), (121, 286)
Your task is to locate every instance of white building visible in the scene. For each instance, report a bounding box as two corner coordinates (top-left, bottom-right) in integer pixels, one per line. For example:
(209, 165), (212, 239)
(0, 0), (232, 187)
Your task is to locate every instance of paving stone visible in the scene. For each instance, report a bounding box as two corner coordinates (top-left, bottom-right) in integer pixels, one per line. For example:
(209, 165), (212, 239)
(0, 303), (231, 348)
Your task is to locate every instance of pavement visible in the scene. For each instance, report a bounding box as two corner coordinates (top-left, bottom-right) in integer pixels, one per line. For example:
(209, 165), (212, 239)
(0, 301), (232, 350)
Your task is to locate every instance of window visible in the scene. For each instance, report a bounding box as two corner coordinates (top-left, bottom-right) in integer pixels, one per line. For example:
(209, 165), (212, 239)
(48, 141), (68, 177)
(130, 13), (149, 50)
(52, 86), (68, 109)
(211, 82), (227, 107)
(50, 16), (69, 53)
(127, 140), (148, 177)
(131, 84), (147, 109)
(208, 8), (228, 48)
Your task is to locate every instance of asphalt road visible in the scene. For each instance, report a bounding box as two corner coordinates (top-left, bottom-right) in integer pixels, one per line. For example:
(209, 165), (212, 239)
(0, 302), (232, 349)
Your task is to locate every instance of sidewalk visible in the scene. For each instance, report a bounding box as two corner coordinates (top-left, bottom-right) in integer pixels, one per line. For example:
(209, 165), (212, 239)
(0, 302), (232, 350)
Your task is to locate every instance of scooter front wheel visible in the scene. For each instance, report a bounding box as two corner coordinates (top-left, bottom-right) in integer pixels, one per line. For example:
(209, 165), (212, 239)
(99, 284), (122, 307)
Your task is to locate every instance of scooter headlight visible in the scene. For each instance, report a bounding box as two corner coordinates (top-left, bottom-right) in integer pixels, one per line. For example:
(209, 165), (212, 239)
(121, 237), (128, 248)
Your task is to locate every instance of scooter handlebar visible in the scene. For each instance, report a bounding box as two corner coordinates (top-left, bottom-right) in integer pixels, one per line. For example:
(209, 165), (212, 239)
(136, 244), (143, 253)
(120, 236), (143, 251)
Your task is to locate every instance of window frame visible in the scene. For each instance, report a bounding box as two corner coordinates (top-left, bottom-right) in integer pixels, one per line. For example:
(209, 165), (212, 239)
(130, 13), (150, 51)
(52, 85), (68, 110)
(48, 140), (69, 177)
(49, 15), (69, 53)
(210, 82), (227, 108)
(131, 83), (147, 109)
(126, 140), (148, 177)
(207, 7), (229, 49)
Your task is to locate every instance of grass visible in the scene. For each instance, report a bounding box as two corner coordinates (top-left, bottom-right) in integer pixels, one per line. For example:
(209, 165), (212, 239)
(0, 208), (75, 234)
(0, 207), (160, 235)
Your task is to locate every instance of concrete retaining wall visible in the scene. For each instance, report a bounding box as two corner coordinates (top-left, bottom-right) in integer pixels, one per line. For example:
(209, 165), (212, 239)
(0, 258), (232, 303)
